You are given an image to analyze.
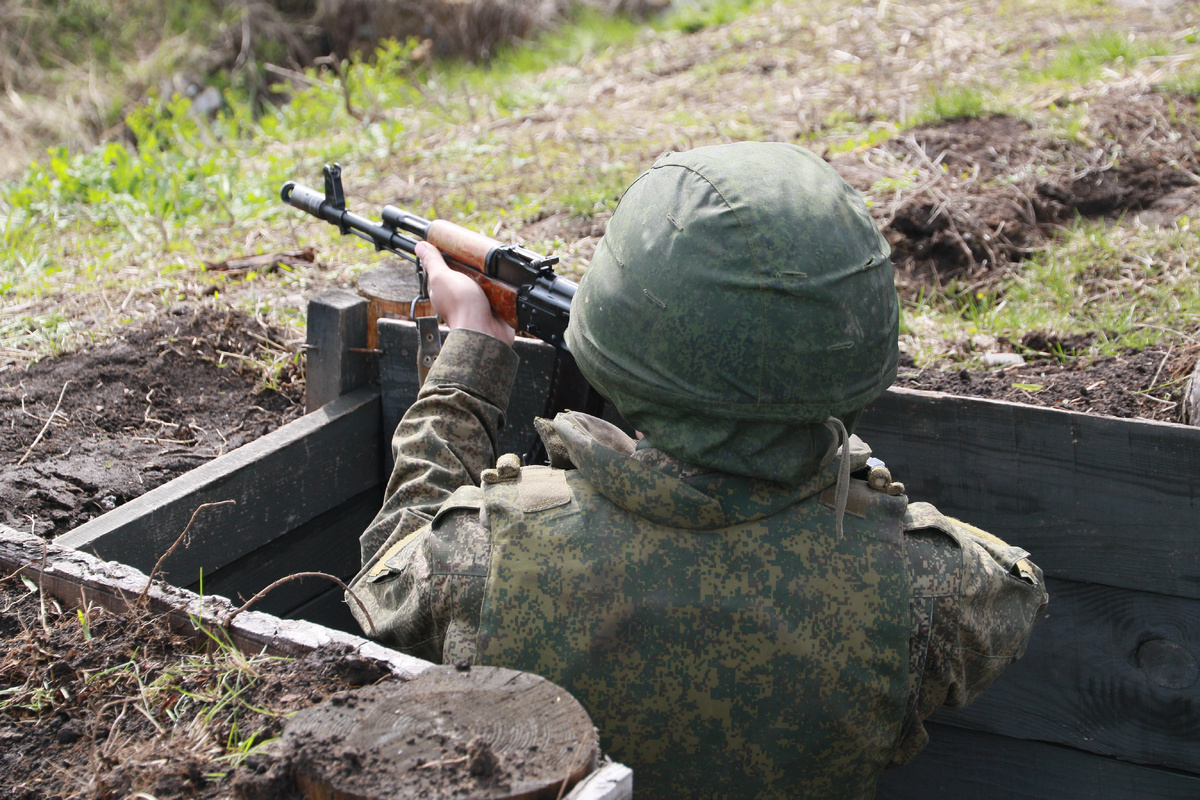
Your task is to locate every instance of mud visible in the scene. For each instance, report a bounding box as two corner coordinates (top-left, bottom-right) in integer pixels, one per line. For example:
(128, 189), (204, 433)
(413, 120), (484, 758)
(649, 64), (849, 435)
(0, 306), (304, 539)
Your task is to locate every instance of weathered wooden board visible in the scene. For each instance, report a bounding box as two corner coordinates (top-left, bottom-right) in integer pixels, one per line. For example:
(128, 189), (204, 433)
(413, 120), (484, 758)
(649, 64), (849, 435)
(56, 388), (382, 587)
(857, 386), (1200, 598)
(379, 319), (558, 462)
(0, 523), (429, 676)
(306, 289), (371, 413)
(191, 487), (380, 623)
(877, 721), (1200, 800)
(288, 581), (360, 633)
(929, 576), (1200, 772)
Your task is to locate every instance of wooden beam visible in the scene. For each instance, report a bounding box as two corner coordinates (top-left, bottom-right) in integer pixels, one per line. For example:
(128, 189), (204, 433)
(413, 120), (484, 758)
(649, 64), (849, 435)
(877, 722), (1200, 799)
(858, 386), (1200, 598)
(931, 576), (1200, 773)
(56, 388), (382, 587)
(306, 289), (371, 413)
(0, 523), (429, 676)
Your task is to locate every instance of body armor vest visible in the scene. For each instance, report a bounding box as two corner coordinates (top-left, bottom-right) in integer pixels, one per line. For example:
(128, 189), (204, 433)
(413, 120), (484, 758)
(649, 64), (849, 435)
(476, 449), (911, 799)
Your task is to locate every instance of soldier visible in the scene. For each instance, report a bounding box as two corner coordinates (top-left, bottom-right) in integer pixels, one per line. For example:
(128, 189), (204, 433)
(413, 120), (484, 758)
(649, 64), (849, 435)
(349, 142), (1047, 798)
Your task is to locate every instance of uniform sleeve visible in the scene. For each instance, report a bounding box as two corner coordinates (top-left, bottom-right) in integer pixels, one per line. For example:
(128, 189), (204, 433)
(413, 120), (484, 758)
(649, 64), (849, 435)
(358, 328), (519, 562)
(347, 328), (519, 661)
(889, 505), (1049, 766)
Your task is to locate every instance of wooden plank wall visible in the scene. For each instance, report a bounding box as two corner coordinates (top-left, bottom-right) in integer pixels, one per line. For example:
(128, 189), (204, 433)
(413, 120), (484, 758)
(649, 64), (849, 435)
(859, 387), (1200, 597)
(858, 386), (1200, 796)
(56, 388), (383, 626)
(876, 722), (1200, 800)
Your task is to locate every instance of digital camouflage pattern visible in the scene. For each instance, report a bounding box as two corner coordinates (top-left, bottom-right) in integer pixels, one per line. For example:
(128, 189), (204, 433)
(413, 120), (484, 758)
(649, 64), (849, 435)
(477, 412), (910, 799)
(349, 331), (1048, 798)
(566, 142), (898, 483)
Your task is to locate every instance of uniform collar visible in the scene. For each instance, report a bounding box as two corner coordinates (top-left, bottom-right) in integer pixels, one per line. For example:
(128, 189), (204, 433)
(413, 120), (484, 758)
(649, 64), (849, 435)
(544, 412), (871, 529)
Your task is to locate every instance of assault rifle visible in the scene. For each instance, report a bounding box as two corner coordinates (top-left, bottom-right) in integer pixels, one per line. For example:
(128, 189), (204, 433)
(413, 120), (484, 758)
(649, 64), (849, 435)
(281, 163), (606, 464)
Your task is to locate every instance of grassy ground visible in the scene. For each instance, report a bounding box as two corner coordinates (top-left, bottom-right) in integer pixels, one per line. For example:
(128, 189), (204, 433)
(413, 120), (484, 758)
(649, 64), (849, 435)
(1, 0), (1198, 382)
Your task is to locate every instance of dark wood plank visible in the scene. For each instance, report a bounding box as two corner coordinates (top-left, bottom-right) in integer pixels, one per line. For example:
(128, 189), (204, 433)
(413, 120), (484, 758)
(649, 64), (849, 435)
(378, 318), (558, 462)
(191, 487), (381, 619)
(858, 386), (1200, 597)
(877, 722), (1200, 800)
(306, 289), (371, 412)
(928, 576), (1200, 773)
(55, 388), (382, 587)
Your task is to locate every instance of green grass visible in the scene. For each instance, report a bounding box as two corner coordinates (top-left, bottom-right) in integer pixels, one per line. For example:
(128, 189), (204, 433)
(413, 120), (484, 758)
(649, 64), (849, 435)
(2, 0), (1199, 372)
(1038, 32), (1170, 83)
(901, 218), (1200, 368)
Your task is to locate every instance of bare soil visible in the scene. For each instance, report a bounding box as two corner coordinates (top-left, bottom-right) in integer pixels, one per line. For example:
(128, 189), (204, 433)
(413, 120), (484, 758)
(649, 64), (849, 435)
(894, 344), (1196, 421)
(834, 89), (1200, 292)
(0, 306), (304, 540)
(0, 573), (390, 800)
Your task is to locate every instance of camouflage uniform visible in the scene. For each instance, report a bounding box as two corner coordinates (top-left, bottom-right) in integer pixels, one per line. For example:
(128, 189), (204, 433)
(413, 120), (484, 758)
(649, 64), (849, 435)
(349, 330), (1048, 799)
(350, 143), (1047, 797)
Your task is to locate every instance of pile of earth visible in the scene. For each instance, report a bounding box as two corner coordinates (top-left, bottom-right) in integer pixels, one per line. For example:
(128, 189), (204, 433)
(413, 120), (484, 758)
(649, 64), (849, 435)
(0, 572), (392, 800)
(835, 89), (1200, 292)
(0, 306), (304, 540)
(894, 340), (1196, 421)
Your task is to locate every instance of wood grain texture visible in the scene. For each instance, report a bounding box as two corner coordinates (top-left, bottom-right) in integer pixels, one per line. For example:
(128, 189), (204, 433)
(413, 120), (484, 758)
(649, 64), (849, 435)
(857, 386), (1200, 597)
(55, 389), (382, 587)
(306, 289), (371, 412)
(191, 487), (380, 621)
(877, 722), (1200, 800)
(285, 666), (598, 800)
(929, 576), (1200, 772)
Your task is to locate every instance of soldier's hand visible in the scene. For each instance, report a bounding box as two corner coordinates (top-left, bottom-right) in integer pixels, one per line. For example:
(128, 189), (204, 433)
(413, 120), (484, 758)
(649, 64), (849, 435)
(417, 241), (516, 346)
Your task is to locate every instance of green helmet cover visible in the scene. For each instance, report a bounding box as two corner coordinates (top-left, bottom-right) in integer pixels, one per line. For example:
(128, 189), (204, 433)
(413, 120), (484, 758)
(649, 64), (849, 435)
(566, 142), (898, 484)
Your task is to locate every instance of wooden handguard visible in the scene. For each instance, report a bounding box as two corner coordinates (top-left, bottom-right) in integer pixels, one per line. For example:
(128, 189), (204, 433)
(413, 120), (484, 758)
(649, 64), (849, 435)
(426, 219), (519, 329)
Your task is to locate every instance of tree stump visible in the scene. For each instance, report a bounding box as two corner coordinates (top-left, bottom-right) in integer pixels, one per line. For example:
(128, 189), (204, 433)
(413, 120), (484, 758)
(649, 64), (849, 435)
(357, 263), (432, 352)
(282, 665), (599, 800)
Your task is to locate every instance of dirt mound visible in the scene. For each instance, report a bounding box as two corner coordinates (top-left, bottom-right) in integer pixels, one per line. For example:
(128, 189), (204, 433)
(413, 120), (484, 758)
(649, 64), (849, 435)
(894, 344), (1196, 421)
(0, 306), (304, 539)
(0, 575), (388, 800)
(837, 90), (1200, 291)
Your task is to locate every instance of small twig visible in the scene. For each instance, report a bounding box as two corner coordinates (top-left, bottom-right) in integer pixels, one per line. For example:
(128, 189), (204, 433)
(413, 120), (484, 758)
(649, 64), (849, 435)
(138, 500), (237, 606)
(17, 380), (70, 465)
(38, 535), (49, 634)
(419, 755), (469, 770)
(556, 735), (595, 800)
(1149, 345), (1174, 391)
(222, 572), (376, 636)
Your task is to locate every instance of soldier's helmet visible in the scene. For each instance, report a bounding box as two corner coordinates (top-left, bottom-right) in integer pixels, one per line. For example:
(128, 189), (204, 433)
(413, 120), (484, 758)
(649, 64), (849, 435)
(566, 142), (898, 483)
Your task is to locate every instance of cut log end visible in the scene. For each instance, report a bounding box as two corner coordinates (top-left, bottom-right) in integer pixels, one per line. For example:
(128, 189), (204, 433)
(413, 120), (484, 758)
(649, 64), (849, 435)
(283, 665), (598, 800)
